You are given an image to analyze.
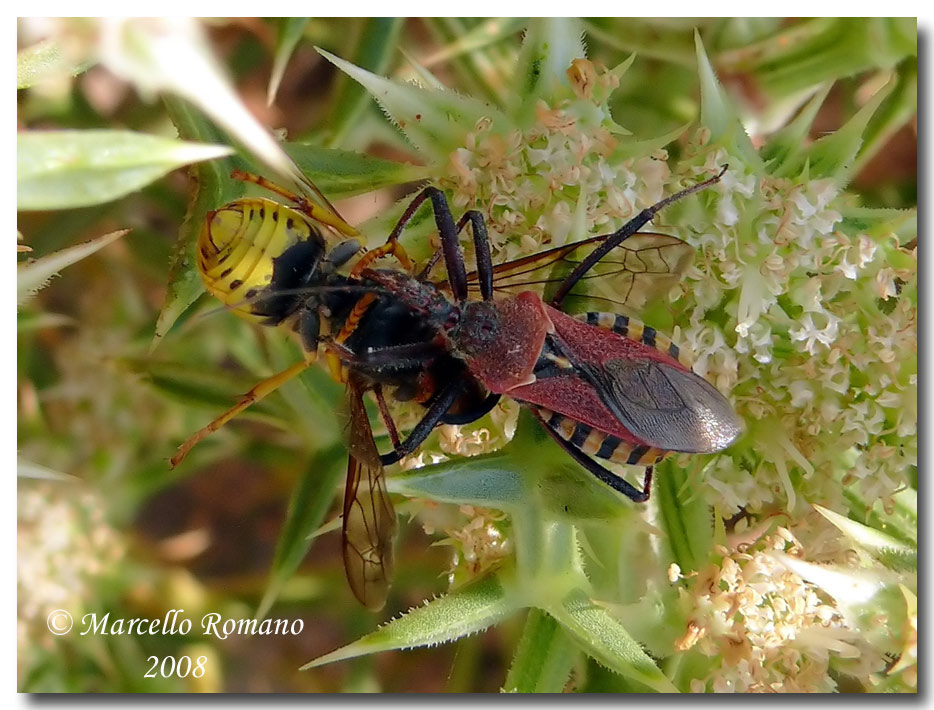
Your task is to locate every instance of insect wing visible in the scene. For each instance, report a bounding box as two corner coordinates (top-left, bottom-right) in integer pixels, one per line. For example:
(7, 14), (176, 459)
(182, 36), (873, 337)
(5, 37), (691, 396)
(541, 308), (742, 454)
(465, 232), (694, 310)
(342, 376), (397, 610)
(578, 358), (742, 454)
(278, 156), (359, 238)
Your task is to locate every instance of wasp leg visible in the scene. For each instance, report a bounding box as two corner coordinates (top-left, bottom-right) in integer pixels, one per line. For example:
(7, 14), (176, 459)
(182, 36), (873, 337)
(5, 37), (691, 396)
(551, 166), (727, 308)
(170, 359), (312, 468)
(531, 410), (654, 502)
(228, 169), (351, 233)
(373, 384), (402, 450)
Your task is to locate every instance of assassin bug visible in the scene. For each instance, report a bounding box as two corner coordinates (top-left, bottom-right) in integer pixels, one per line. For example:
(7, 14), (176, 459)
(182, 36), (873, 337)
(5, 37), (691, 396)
(361, 165), (740, 503)
(172, 165), (739, 608)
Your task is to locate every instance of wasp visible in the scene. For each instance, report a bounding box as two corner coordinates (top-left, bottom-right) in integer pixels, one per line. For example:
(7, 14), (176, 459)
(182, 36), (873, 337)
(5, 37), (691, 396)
(171, 165), (741, 609)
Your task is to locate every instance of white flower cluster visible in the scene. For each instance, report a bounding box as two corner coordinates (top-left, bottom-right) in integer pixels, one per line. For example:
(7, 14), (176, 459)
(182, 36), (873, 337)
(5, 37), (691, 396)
(674, 528), (887, 693)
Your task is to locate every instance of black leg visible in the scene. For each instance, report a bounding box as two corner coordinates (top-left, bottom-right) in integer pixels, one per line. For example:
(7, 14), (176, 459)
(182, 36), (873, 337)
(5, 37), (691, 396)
(327, 338), (441, 370)
(379, 379), (465, 465)
(532, 411), (653, 503)
(419, 210), (494, 303)
(441, 392), (501, 425)
(388, 187), (469, 300)
(455, 211), (494, 301)
(550, 166), (727, 308)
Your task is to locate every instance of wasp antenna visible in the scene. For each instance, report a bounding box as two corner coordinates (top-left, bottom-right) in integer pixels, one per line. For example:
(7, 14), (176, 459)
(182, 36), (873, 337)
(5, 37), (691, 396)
(648, 165), (727, 216)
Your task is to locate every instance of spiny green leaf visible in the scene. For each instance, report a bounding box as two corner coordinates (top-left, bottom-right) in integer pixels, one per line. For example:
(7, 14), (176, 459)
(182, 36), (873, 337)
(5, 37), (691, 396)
(655, 458), (714, 574)
(760, 83), (832, 171)
(318, 46), (507, 162)
(851, 60), (918, 178)
(813, 504), (916, 573)
(17, 131), (232, 211)
(389, 452), (525, 508)
(17, 228), (129, 306)
(779, 77), (893, 185)
(301, 575), (517, 669)
(694, 32), (763, 172)
(547, 587), (677, 693)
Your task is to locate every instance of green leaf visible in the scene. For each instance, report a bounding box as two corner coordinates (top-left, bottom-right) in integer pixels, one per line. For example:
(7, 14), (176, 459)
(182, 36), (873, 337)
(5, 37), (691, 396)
(779, 77), (893, 185)
(17, 130), (232, 211)
(18, 459), (79, 482)
(389, 452), (525, 508)
(694, 32), (763, 172)
(851, 60), (918, 178)
(655, 459), (713, 574)
(97, 18), (305, 190)
(813, 504), (916, 573)
(419, 18), (525, 74)
(267, 18), (309, 106)
(17, 39), (93, 89)
(318, 46), (507, 162)
(283, 143), (429, 198)
(257, 444), (347, 619)
(301, 575), (518, 669)
(504, 608), (577, 693)
(325, 18), (403, 148)
(760, 83), (832, 171)
(547, 587), (677, 693)
(17, 228), (129, 306)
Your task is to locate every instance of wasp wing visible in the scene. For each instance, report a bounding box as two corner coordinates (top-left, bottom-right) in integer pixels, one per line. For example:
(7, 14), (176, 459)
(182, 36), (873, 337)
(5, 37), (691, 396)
(579, 358), (742, 454)
(342, 374), (397, 610)
(464, 232), (694, 311)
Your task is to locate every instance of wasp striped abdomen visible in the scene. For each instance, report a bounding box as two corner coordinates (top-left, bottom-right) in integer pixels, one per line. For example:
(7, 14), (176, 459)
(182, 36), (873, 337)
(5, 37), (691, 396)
(198, 197), (328, 324)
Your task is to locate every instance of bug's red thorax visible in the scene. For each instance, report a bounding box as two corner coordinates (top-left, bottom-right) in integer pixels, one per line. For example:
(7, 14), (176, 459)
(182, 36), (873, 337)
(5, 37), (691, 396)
(451, 291), (552, 393)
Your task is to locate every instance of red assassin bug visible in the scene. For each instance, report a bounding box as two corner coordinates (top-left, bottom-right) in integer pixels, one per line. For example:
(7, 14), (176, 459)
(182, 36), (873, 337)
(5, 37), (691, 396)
(360, 166), (741, 502)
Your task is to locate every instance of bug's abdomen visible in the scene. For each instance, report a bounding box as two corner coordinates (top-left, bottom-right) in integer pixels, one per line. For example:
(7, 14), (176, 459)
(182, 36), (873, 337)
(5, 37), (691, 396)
(198, 197), (326, 323)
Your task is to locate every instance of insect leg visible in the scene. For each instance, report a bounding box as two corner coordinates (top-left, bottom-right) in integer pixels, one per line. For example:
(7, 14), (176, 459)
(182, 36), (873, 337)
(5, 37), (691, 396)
(455, 211), (494, 301)
(170, 359), (312, 468)
(531, 411), (654, 502)
(373, 384), (402, 450)
(440, 392), (501, 425)
(389, 187), (470, 300)
(550, 166), (727, 308)
(379, 380), (466, 465)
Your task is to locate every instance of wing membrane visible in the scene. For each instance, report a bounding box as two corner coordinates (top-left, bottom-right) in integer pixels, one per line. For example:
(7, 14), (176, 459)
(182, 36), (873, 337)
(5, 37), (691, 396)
(463, 232), (694, 311)
(342, 374), (397, 610)
(579, 359), (742, 454)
